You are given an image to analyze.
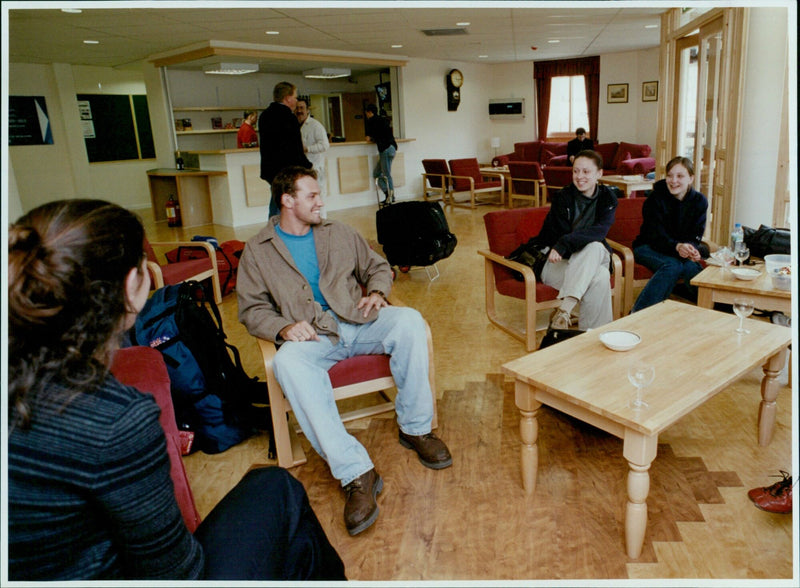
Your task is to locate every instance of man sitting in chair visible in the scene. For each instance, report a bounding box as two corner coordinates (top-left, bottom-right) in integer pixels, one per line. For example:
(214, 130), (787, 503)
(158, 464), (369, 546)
(237, 166), (452, 537)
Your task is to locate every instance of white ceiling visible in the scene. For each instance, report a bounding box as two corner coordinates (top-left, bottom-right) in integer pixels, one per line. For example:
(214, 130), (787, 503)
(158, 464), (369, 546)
(6, 2), (668, 74)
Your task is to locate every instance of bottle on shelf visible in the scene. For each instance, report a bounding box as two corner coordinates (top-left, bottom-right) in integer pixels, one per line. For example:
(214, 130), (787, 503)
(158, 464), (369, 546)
(175, 150), (185, 171)
(730, 222), (743, 251)
(166, 195), (182, 227)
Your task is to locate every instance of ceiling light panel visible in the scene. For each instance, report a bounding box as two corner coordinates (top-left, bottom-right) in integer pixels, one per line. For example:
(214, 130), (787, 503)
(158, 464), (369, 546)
(203, 62), (259, 75)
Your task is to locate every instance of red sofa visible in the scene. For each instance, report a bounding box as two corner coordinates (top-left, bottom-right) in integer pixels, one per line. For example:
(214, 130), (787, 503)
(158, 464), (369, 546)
(495, 140), (655, 190)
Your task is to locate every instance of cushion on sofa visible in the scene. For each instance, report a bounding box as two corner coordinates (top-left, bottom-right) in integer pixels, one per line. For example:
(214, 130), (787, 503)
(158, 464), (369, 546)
(594, 142), (619, 170)
(514, 141), (543, 163)
(613, 142), (652, 169)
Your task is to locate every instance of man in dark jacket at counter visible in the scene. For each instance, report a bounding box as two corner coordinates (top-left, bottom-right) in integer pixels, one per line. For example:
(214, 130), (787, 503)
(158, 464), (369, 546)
(533, 150), (617, 330)
(259, 81), (312, 217)
(364, 104), (398, 204)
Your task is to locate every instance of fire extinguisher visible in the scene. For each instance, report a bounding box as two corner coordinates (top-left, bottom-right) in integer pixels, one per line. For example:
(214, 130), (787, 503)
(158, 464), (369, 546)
(166, 195), (182, 227)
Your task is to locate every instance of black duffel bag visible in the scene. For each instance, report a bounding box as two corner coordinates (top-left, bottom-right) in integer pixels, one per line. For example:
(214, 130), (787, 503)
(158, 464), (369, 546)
(743, 224), (791, 259)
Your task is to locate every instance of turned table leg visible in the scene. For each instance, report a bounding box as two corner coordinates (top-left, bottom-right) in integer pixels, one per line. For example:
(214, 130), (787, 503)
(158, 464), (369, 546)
(759, 347), (788, 446)
(515, 380), (542, 495)
(623, 429), (659, 559)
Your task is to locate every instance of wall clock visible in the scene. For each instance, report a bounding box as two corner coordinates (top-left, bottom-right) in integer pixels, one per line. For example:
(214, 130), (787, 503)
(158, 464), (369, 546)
(446, 69), (463, 111)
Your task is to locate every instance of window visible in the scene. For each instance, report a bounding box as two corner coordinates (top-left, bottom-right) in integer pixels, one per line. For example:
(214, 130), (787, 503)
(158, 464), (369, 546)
(547, 75), (589, 135)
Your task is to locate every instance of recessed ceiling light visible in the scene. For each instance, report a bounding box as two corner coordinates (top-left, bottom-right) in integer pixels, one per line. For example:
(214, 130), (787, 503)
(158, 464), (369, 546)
(265, 31), (280, 35)
(391, 44), (403, 48)
(83, 40), (99, 44)
(548, 39), (560, 44)
(203, 62), (259, 75)
(457, 22), (470, 27)
(478, 55), (488, 59)
(303, 67), (351, 79)
(645, 24), (659, 29)
(62, 9), (82, 13)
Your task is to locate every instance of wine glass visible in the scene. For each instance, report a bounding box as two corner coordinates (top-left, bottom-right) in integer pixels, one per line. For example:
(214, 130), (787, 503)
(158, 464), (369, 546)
(733, 297), (755, 334)
(735, 244), (750, 266)
(628, 363), (655, 410)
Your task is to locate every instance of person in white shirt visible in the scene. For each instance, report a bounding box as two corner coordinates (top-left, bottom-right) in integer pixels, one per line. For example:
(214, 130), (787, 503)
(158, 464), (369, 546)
(296, 98), (331, 216)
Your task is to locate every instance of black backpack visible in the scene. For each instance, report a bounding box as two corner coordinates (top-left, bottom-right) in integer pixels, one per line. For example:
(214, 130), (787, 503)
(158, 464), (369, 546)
(134, 281), (275, 456)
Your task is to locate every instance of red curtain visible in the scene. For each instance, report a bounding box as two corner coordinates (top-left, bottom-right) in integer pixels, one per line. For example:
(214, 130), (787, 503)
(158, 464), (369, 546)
(533, 56), (600, 140)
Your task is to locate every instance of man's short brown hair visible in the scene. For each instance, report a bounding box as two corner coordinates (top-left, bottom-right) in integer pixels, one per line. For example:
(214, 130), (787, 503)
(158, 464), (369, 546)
(273, 166), (318, 210)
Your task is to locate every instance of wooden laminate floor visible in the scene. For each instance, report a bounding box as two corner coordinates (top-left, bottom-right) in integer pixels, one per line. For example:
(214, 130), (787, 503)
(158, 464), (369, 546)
(143, 199), (796, 583)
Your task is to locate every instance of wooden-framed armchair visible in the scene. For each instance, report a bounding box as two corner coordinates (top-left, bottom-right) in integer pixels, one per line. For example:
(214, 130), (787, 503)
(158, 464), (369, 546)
(507, 161), (547, 208)
(479, 207), (623, 352)
(144, 238), (222, 304)
(421, 159), (452, 203)
(256, 298), (439, 468)
(447, 158), (505, 208)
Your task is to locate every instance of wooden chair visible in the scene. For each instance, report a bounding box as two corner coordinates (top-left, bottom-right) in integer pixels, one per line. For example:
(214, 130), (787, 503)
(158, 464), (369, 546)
(447, 158), (505, 208)
(478, 207), (623, 352)
(144, 238), (222, 304)
(256, 304), (439, 468)
(421, 159), (451, 203)
(507, 161), (546, 208)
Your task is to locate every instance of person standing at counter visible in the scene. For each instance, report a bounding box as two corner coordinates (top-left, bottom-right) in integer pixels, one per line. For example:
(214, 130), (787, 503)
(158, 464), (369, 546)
(237, 110), (259, 148)
(296, 98), (331, 218)
(259, 81), (311, 218)
(364, 104), (397, 205)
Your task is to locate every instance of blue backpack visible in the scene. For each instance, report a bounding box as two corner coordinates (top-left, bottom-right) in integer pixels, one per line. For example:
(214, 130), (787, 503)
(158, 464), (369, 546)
(133, 281), (273, 455)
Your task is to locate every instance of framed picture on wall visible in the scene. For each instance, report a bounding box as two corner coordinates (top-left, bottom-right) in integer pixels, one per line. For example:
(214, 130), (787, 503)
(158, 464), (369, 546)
(642, 81), (659, 102)
(607, 83), (628, 104)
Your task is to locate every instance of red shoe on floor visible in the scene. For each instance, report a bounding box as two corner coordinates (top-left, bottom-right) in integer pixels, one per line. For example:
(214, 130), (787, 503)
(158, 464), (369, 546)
(748, 470), (793, 514)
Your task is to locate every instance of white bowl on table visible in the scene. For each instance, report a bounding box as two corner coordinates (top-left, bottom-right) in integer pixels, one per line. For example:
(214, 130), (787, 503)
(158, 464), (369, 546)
(599, 330), (641, 352)
(730, 267), (761, 281)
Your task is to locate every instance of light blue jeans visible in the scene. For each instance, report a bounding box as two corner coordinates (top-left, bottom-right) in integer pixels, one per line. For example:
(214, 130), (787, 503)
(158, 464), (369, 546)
(272, 306), (433, 486)
(373, 145), (396, 197)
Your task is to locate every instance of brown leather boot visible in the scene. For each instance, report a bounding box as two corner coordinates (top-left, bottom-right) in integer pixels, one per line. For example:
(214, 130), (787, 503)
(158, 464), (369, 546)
(399, 431), (453, 469)
(343, 468), (383, 536)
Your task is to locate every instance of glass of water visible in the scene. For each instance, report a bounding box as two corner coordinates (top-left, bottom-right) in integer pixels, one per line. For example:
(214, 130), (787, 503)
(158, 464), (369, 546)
(733, 297), (755, 334)
(628, 363), (655, 410)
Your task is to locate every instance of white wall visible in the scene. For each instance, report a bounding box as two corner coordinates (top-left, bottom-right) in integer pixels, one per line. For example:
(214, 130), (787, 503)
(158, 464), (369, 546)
(599, 48), (660, 147)
(8, 63), (78, 210)
(734, 7), (790, 229)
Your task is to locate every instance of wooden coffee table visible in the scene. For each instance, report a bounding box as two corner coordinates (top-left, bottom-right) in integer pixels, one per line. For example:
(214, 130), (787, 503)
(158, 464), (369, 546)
(502, 300), (790, 559)
(691, 264), (791, 314)
(598, 174), (654, 197)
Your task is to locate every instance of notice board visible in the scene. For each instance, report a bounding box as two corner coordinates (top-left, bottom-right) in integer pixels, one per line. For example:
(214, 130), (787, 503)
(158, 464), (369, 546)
(77, 94), (155, 163)
(9, 96), (53, 145)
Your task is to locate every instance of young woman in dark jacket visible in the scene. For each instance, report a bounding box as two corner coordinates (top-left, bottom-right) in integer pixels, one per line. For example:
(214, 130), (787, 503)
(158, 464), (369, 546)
(631, 156), (708, 311)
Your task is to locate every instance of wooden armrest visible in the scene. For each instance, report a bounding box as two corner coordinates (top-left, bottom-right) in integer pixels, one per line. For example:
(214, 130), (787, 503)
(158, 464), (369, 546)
(606, 239), (634, 273)
(479, 171), (505, 187)
(478, 248), (538, 287)
(447, 173), (475, 190)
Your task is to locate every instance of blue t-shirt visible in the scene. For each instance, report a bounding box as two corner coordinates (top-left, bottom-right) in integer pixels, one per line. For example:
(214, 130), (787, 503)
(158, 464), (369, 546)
(276, 225), (329, 310)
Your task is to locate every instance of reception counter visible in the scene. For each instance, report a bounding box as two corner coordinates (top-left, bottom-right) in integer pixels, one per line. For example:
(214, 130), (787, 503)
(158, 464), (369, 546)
(186, 138), (414, 227)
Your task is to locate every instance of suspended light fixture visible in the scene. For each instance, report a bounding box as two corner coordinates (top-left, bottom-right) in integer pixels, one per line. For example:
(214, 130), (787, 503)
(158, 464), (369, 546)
(303, 67), (351, 79)
(203, 62), (259, 75)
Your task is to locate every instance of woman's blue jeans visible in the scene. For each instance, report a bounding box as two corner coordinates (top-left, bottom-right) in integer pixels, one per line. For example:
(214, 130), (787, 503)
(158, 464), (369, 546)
(272, 306), (433, 486)
(631, 244), (703, 312)
(373, 145), (396, 197)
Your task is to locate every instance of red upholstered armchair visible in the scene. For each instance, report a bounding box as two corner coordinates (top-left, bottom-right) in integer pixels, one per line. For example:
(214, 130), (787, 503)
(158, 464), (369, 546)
(145, 238), (222, 304)
(421, 158), (451, 203)
(478, 207), (622, 351)
(256, 296), (439, 468)
(110, 346), (202, 532)
(447, 158), (505, 208)
(507, 161), (547, 208)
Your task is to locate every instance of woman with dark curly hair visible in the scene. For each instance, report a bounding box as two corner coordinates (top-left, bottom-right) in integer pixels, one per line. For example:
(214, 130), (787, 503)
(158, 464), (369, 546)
(8, 199), (345, 581)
